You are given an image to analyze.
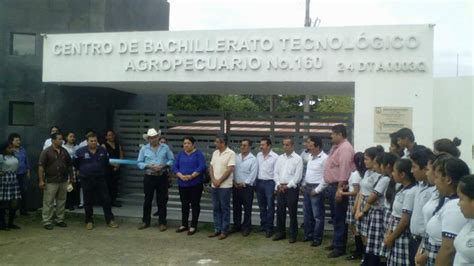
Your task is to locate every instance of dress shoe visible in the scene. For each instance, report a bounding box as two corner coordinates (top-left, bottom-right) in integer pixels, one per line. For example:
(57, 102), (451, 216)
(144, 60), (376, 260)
(187, 227), (197, 235)
(112, 202), (122, 207)
(108, 220), (119, 228)
(153, 211), (159, 216)
(217, 233), (227, 240)
(159, 224), (167, 232)
(272, 233), (286, 241)
(138, 223), (150, 230)
(327, 250), (345, 258)
(208, 232), (220, 238)
(311, 241), (322, 247)
(44, 224), (54, 230)
(241, 230), (250, 237)
(56, 222), (68, 228)
(288, 237), (297, 244)
(86, 222), (94, 230)
(265, 231), (274, 238)
(228, 227), (240, 234)
(176, 226), (188, 233)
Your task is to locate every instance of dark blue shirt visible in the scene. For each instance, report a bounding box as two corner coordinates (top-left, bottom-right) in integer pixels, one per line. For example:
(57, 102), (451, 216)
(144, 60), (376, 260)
(173, 150), (206, 187)
(14, 147), (29, 175)
(74, 146), (109, 178)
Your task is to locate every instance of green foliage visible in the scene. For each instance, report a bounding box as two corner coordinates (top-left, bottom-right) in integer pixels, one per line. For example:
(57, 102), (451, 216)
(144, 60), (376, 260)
(167, 94), (354, 113)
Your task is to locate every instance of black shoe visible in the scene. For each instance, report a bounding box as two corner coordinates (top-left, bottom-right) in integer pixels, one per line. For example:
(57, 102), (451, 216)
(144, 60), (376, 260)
(327, 250), (345, 258)
(311, 241), (322, 247)
(68, 206), (75, 211)
(20, 211), (29, 216)
(153, 211), (159, 217)
(302, 237), (311, 242)
(272, 233), (286, 241)
(138, 223), (150, 230)
(265, 231), (274, 238)
(0, 226), (10, 231)
(324, 245), (334, 251)
(288, 237), (296, 244)
(44, 224), (54, 230)
(8, 224), (21, 229)
(56, 222), (68, 228)
(176, 226), (188, 233)
(112, 202), (122, 207)
(241, 230), (250, 237)
(78, 204), (84, 209)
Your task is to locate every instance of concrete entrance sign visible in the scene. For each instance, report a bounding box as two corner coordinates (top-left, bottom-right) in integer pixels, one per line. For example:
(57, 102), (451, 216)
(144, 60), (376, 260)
(42, 24), (434, 152)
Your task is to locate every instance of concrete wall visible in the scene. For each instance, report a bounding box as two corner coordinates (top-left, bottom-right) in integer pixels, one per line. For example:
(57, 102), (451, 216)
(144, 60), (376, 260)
(433, 77), (474, 169)
(0, 0), (170, 210)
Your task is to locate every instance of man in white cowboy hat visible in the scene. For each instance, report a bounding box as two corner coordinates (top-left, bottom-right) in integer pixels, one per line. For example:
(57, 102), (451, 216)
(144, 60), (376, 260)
(136, 128), (175, 231)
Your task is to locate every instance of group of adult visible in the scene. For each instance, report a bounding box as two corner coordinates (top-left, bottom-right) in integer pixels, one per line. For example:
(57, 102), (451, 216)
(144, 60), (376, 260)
(135, 125), (354, 259)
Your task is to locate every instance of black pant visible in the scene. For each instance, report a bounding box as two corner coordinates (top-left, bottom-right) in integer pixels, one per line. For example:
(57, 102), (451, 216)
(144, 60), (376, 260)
(81, 176), (114, 224)
(232, 186), (254, 231)
(327, 183), (349, 252)
(17, 174), (28, 213)
(276, 187), (299, 238)
(66, 181), (81, 208)
(178, 183), (203, 228)
(106, 167), (120, 203)
(143, 174), (168, 225)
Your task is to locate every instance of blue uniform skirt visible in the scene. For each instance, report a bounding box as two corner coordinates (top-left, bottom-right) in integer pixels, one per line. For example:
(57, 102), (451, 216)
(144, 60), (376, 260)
(386, 216), (411, 266)
(365, 207), (384, 255)
(357, 195), (369, 236)
(379, 207), (392, 258)
(346, 195), (356, 225)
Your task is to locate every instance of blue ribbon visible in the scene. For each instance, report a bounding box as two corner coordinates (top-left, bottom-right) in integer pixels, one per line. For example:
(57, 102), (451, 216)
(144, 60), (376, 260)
(109, 159), (137, 165)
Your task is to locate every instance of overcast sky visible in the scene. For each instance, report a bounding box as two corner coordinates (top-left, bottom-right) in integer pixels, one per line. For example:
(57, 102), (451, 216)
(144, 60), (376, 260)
(168, 0), (473, 77)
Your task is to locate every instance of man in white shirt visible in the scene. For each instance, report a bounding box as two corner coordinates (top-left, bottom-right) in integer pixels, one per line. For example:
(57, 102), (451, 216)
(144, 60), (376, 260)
(272, 137), (303, 243)
(302, 136), (328, 247)
(208, 134), (236, 240)
(256, 137), (279, 238)
(230, 139), (258, 236)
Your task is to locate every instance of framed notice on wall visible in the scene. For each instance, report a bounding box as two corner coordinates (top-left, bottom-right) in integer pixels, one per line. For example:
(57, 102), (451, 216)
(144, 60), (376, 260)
(374, 107), (413, 143)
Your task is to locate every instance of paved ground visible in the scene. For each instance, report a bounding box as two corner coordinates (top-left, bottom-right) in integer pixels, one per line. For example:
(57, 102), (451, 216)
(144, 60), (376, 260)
(0, 212), (358, 265)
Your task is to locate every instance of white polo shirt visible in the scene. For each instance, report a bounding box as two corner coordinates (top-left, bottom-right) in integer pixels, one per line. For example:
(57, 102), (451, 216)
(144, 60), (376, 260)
(454, 219), (474, 265)
(410, 183), (437, 236)
(426, 197), (468, 245)
(360, 170), (382, 196)
(274, 151), (303, 189)
(348, 171), (362, 192)
(422, 189), (444, 229)
(256, 150), (278, 181)
(210, 147), (236, 189)
(391, 184), (416, 218)
(373, 175), (391, 209)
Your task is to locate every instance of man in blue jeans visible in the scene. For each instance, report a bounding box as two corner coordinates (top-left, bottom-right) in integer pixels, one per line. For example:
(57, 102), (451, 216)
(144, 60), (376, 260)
(208, 135), (235, 240)
(256, 137), (279, 238)
(303, 136), (328, 247)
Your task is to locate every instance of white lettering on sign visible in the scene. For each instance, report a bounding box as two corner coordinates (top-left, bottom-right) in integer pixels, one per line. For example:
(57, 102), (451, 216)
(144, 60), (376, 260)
(49, 33), (427, 74)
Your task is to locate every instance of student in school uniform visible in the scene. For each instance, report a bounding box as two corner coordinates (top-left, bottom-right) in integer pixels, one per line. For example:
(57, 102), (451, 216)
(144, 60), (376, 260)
(378, 152), (399, 261)
(338, 152), (366, 260)
(408, 146), (435, 262)
(355, 146), (386, 265)
(423, 157), (470, 265)
(383, 159), (417, 266)
(454, 175), (474, 265)
(414, 153), (450, 265)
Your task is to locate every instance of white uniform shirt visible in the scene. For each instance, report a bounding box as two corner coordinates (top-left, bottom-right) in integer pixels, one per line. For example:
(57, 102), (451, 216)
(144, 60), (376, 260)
(391, 184), (417, 218)
(454, 219), (474, 265)
(426, 197), (468, 245)
(63, 143), (79, 159)
(422, 189), (444, 229)
(373, 175), (391, 208)
(0, 155), (19, 172)
(360, 170), (382, 196)
(273, 151), (303, 190)
(411, 183), (437, 236)
(303, 151), (328, 184)
(348, 171), (362, 192)
(43, 138), (64, 150)
(256, 150), (279, 181)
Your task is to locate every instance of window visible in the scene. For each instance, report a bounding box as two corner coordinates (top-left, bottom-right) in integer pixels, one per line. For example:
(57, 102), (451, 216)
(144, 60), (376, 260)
(9, 102), (35, 126)
(10, 33), (36, 56)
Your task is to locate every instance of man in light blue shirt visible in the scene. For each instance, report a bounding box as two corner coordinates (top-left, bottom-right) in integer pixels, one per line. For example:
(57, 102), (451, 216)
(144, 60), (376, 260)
(136, 128), (174, 231)
(230, 139), (258, 236)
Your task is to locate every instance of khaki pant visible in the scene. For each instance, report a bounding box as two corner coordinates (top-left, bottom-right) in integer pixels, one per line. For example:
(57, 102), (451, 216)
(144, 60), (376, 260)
(42, 181), (68, 225)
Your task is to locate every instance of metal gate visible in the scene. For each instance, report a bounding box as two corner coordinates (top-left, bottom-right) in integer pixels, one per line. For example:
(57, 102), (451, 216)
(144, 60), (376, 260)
(114, 110), (353, 220)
